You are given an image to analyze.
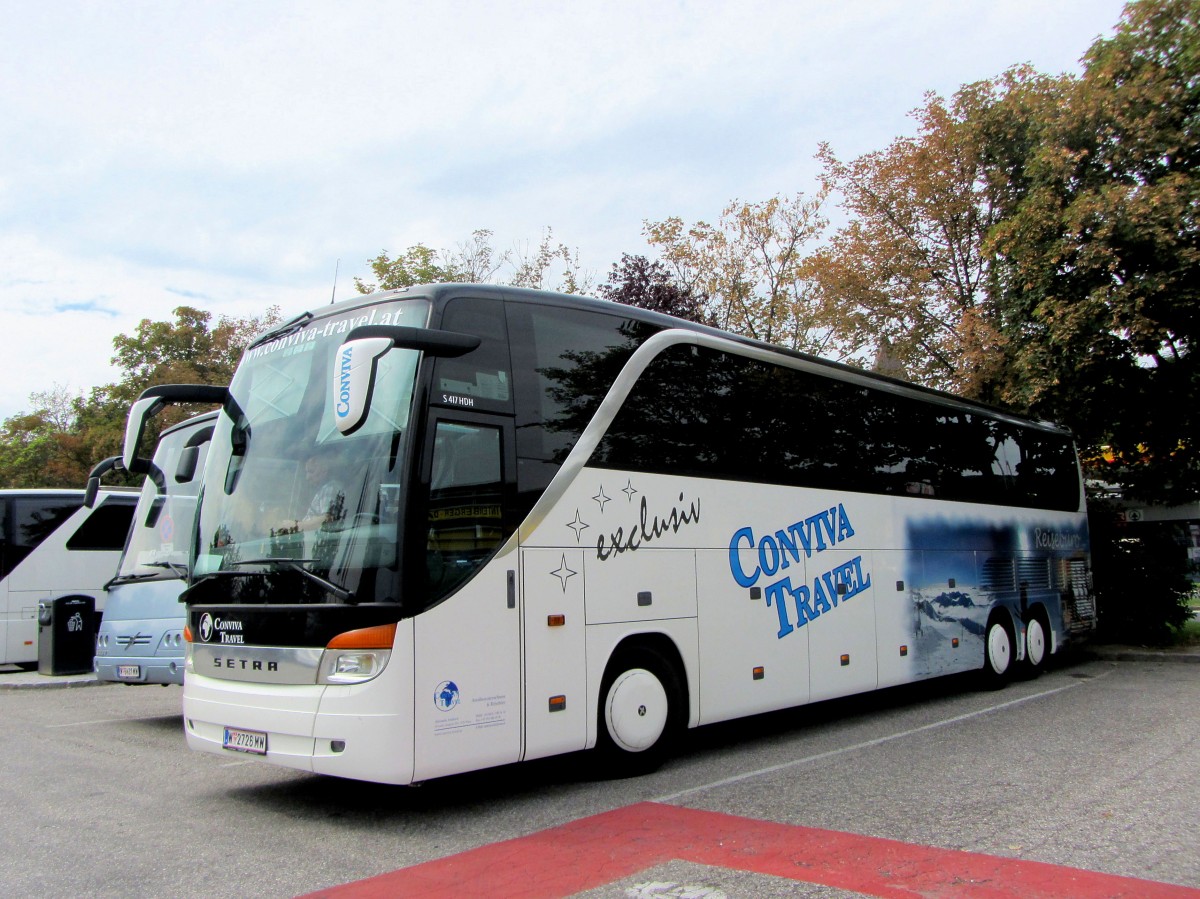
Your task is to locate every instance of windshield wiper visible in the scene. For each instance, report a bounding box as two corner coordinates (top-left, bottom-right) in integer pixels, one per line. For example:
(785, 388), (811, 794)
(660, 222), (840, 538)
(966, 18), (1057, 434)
(228, 558), (355, 602)
(247, 310), (315, 350)
(146, 560), (189, 578)
(105, 571), (173, 589)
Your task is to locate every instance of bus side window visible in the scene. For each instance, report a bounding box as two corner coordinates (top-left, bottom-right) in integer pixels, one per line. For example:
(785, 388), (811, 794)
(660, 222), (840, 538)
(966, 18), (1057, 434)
(0, 498), (8, 580)
(65, 501), (137, 552)
(426, 422), (503, 600)
(8, 497), (82, 572)
(433, 296), (513, 413)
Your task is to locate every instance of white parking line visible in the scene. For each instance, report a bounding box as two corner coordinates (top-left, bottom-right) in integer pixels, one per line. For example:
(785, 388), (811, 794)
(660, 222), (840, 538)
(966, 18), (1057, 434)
(656, 672), (1110, 804)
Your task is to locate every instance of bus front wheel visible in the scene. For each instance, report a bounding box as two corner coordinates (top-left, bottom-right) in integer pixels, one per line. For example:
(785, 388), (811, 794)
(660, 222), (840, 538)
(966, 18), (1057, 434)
(596, 647), (682, 776)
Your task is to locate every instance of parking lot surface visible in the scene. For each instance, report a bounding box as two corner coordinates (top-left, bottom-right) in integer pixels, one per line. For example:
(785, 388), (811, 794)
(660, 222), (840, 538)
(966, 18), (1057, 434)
(2, 653), (1198, 898)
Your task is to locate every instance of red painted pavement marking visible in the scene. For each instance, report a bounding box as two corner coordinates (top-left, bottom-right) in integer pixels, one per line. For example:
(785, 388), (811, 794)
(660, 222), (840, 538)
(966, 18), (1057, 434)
(299, 801), (1200, 899)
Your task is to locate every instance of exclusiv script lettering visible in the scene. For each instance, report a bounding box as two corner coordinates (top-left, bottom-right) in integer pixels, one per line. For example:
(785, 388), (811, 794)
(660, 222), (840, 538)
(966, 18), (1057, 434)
(596, 493), (700, 561)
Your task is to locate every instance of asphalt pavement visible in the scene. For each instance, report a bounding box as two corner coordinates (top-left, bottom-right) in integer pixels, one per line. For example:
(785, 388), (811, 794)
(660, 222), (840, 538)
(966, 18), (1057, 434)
(3, 648), (1199, 898)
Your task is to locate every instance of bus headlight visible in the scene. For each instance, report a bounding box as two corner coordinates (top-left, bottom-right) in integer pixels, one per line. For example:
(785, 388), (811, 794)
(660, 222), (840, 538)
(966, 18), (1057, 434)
(317, 622), (397, 685)
(318, 649), (391, 684)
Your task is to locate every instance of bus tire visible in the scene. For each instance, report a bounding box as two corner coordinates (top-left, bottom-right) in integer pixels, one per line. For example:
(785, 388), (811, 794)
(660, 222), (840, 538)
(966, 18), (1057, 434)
(1020, 610), (1049, 678)
(596, 646), (682, 777)
(981, 616), (1014, 689)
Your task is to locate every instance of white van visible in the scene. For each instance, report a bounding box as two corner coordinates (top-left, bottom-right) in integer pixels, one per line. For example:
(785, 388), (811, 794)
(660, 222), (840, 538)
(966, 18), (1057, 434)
(0, 489), (137, 666)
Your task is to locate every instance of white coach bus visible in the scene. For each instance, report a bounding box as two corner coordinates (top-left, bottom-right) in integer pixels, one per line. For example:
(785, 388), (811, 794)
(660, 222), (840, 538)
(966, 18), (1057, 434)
(93, 410), (217, 685)
(0, 488), (136, 666)
(154, 285), (1093, 784)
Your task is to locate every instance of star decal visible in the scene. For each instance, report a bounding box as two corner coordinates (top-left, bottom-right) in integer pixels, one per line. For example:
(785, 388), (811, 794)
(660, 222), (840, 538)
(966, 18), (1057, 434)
(622, 479), (639, 502)
(565, 509), (589, 543)
(592, 486), (612, 512)
(550, 554), (577, 592)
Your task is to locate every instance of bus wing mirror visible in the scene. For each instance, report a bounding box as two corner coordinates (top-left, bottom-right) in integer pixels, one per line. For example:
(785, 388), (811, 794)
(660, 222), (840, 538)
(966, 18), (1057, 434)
(84, 456), (125, 508)
(122, 384), (228, 472)
(145, 495), (166, 529)
(123, 396), (165, 473)
(332, 337), (394, 436)
(333, 327), (480, 436)
(174, 425), (214, 483)
(175, 446), (200, 483)
(344, 325), (481, 358)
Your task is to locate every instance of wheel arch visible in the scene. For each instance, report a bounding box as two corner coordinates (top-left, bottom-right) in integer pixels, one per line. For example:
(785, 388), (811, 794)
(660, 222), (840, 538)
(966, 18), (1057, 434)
(587, 626), (697, 749)
(602, 631), (690, 711)
(985, 603), (1018, 648)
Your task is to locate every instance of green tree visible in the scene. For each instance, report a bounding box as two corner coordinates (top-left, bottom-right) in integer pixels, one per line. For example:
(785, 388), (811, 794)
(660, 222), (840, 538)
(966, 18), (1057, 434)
(813, 68), (1072, 395)
(355, 227), (592, 295)
(112, 305), (279, 391)
(354, 243), (472, 293)
(644, 192), (834, 354)
(509, 228), (593, 295)
(0, 305), (279, 488)
(987, 0), (1200, 503)
(0, 389), (74, 488)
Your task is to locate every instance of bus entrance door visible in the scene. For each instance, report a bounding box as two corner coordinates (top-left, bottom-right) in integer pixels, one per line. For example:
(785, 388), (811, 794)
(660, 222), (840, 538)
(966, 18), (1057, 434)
(411, 417), (522, 781)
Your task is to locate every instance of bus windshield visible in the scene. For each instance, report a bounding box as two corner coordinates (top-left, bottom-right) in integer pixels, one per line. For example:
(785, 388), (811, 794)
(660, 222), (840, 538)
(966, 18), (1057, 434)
(191, 299), (430, 605)
(114, 419), (209, 582)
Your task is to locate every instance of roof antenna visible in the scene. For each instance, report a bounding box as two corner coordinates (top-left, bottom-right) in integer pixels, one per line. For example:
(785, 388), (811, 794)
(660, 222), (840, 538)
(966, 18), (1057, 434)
(330, 258), (340, 305)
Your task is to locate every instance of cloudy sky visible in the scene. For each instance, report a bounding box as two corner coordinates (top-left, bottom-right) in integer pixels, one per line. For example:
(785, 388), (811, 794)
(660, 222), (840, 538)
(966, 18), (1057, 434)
(1, 0), (1127, 420)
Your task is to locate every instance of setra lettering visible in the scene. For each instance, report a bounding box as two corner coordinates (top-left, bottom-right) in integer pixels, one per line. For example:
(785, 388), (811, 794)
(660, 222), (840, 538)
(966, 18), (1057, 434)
(214, 657), (279, 672)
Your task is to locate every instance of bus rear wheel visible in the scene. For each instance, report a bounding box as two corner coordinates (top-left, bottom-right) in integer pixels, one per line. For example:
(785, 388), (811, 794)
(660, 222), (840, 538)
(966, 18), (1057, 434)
(1021, 613), (1049, 677)
(596, 647), (682, 777)
(981, 618), (1014, 688)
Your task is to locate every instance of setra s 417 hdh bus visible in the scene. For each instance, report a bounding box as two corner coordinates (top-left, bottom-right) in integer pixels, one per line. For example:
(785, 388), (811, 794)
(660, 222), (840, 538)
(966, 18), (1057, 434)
(139, 284), (1094, 784)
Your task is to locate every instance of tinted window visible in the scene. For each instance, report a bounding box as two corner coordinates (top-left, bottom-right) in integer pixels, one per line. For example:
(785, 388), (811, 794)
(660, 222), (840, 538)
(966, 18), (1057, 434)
(593, 344), (1079, 511)
(506, 302), (659, 464)
(433, 296), (513, 414)
(14, 498), (82, 548)
(66, 500), (136, 551)
(0, 497), (83, 579)
(426, 422), (504, 601)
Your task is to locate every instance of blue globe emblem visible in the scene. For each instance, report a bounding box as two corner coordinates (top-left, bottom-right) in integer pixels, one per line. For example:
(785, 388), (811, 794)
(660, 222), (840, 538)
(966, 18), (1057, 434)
(434, 680), (460, 711)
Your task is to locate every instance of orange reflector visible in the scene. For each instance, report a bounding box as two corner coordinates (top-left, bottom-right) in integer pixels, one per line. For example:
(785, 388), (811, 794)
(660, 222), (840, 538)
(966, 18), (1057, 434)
(952, 638), (959, 648)
(752, 666), (765, 680)
(183, 624), (193, 643)
(327, 622), (397, 650)
(840, 654), (850, 666)
(547, 614), (566, 627)
(900, 645), (908, 657)
(548, 695), (566, 712)
(23, 640), (32, 646)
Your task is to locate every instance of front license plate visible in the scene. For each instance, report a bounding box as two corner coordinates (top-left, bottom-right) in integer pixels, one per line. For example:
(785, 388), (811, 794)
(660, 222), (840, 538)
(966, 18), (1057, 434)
(116, 665), (141, 680)
(222, 726), (268, 755)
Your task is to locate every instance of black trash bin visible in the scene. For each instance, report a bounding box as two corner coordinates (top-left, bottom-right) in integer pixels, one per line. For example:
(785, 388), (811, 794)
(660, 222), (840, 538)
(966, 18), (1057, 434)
(37, 596), (96, 676)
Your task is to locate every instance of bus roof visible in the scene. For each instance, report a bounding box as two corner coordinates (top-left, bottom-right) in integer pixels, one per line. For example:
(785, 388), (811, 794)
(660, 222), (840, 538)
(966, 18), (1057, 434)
(253, 282), (1074, 438)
